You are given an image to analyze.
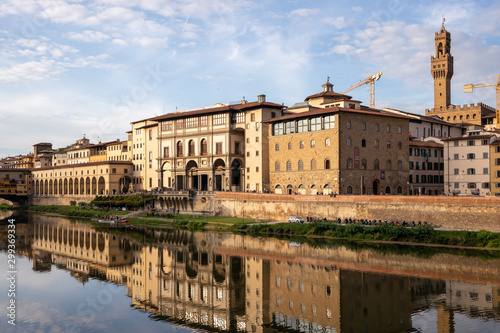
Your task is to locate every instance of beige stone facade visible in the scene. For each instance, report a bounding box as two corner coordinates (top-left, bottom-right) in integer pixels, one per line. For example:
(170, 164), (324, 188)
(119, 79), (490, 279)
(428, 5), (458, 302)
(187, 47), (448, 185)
(491, 138), (500, 196)
(129, 96), (284, 192)
(31, 161), (132, 197)
(443, 131), (499, 196)
(409, 139), (444, 195)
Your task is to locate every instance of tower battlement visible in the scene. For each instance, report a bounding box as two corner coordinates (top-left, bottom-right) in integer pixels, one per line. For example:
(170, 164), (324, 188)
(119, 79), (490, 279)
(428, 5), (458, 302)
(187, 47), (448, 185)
(426, 103), (496, 114)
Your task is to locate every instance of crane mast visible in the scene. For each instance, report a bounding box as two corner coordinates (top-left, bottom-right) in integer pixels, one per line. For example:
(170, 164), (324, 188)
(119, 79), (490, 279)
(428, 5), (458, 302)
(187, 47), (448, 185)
(464, 74), (500, 128)
(342, 71), (382, 108)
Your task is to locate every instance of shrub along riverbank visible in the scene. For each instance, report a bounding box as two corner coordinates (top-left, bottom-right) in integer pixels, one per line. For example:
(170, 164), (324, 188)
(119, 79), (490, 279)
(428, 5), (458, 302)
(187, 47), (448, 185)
(235, 222), (500, 249)
(22, 205), (500, 250)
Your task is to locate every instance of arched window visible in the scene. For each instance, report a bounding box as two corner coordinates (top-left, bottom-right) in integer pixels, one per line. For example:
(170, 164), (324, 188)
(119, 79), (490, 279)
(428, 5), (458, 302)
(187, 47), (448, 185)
(374, 159), (379, 170)
(460, 115), (463, 120)
(447, 116), (450, 121)
(398, 142), (402, 150)
(275, 161), (280, 171)
(188, 140), (195, 156)
(300, 141), (304, 149)
(298, 160), (304, 170)
(397, 186), (403, 194)
(177, 141), (183, 157)
(311, 140), (315, 147)
(375, 123), (379, 132)
(466, 114), (470, 120)
(386, 141), (391, 149)
(386, 160), (392, 170)
(385, 186), (391, 194)
(201, 139), (207, 155)
(346, 186), (353, 194)
(397, 160), (403, 171)
(453, 115), (457, 120)
(325, 159), (331, 169)
(362, 123), (366, 130)
(398, 126), (402, 134)
(286, 161), (292, 171)
(346, 158), (353, 169)
(374, 140), (379, 148)
(347, 138), (351, 146)
(361, 159), (367, 169)
(473, 114), (476, 119)
(275, 144), (279, 151)
(347, 121), (351, 129)
(361, 139), (366, 147)
(311, 159), (316, 170)
(325, 138), (330, 147)
(288, 142), (292, 150)
(386, 125), (390, 133)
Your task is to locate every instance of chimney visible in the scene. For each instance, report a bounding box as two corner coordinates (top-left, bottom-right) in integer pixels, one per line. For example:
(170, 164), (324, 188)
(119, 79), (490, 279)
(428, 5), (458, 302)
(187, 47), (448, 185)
(257, 94), (266, 103)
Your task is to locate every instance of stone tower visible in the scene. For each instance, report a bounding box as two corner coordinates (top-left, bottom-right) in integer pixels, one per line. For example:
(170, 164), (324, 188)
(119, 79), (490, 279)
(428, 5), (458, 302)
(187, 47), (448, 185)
(431, 21), (454, 110)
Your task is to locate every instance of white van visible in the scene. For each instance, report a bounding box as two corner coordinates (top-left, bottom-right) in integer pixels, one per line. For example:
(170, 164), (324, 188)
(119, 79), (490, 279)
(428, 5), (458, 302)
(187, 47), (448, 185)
(288, 216), (304, 223)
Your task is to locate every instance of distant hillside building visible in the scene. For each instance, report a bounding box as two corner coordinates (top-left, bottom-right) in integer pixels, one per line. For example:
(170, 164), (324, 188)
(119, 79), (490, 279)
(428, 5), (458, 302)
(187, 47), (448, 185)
(425, 22), (496, 127)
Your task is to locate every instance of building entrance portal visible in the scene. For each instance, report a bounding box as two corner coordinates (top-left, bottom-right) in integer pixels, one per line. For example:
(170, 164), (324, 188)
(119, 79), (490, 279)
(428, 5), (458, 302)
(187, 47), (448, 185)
(373, 180), (380, 195)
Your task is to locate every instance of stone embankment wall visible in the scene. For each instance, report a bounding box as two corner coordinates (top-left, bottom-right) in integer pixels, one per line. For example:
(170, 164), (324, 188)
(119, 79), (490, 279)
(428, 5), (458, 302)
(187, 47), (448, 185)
(214, 192), (500, 232)
(30, 196), (92, 206)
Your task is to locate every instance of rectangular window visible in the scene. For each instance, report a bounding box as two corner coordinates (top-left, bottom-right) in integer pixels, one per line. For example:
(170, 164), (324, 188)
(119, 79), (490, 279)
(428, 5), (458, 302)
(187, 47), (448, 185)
(297, 119), (307, 133)
(310, 117), (321, 131)
(273, 123), (283, 136)
(454, 182), (459, 189)
(256, 166), (259, 172)
(467, 182), (476, 189)
(454, 168), (459, 175)
(483, 168), (488, 174)
(163, 147), (169, 158)
(415, 149), (420, 156)
(467, 140), (475, 146)
(234, 112), (245, 124)
(409, 148), (413, 156)
(284, 121), (295, 134)
(213, 114), (226, 125)
(149, 129), (152, 140)
(176, 119), (184, 129)
(216, 142), (223, 154)
(454, 153), (459, 160)
(482, 139), (488, 145)
(323, 115), (335, 129)
(256, 151), (259, 156)
(467, 153), (475, 159)
(409, 161), (414, 170)
(149, 152), (153, 161)
(256, 137), (259, 142)
(482, 182), (490, 189)
(186, 117), (198, 128)
(467, 168), (475, 175)
(200, 116), (208, 127)
(235, 142), (240, 154)
(483, 152), (488, 159)
(496, 158), (500, 166)
(454, 141), (459, 147)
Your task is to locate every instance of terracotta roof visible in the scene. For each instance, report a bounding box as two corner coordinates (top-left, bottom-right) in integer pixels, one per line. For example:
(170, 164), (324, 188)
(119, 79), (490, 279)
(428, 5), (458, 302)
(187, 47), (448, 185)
(442, 134), (495, 142)
(304, 91), (353, 101)
(410, 141), (443, 148)
(134, 101), (285, 124)
(482, 113), (496, 119)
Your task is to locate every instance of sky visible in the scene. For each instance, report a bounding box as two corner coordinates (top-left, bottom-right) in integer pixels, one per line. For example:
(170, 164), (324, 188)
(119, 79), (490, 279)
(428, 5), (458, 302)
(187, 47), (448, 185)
(1, 0), (499, 157)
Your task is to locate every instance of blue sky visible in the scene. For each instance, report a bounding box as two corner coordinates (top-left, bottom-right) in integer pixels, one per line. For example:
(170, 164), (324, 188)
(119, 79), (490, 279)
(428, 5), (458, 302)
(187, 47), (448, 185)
(1, 0), (499, 156)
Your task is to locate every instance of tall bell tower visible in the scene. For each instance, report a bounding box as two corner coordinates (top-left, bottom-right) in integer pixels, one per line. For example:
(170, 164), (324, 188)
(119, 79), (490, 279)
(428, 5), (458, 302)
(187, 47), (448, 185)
(431, 19), (453, 110)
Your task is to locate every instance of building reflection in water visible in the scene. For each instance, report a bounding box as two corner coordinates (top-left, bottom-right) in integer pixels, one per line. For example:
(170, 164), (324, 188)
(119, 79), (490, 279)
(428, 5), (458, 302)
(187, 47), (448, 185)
(8, 216), (500, 332)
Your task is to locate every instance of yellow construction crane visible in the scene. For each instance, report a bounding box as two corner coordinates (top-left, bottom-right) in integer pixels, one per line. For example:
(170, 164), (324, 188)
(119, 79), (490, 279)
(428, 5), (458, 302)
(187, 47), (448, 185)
(464, 74), (500, 128)
(342, 71), (382, 108)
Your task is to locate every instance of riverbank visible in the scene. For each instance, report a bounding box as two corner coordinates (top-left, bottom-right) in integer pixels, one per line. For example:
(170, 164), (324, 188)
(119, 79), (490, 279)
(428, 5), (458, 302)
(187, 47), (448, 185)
(24, 205), (500, 250)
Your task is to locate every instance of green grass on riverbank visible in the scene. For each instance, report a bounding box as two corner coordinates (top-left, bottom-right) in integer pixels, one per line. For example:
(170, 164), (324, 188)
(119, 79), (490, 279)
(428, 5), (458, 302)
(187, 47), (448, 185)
(26, 205), (127, 219)
(235, 222), (500, 249)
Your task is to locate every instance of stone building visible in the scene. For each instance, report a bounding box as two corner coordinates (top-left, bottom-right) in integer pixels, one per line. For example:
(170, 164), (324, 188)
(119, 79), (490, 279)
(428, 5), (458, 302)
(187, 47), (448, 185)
(443, 130), (499, 196)
(409, 139), (444, 195)
(491, 137), (500, 196)
(425, 22), (496, 127)
(31, 161), (132, 197)
(130, 95), (284, 192)
(266, 81), (410, 195)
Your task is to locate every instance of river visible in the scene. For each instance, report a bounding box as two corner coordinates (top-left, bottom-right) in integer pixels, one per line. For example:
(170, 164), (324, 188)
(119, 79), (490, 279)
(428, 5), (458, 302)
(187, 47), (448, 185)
(0, 214), (499, 332)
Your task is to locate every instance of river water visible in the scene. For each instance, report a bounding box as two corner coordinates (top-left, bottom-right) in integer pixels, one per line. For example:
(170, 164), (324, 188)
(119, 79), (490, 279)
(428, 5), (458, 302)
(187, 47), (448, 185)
(0, 214), (499, 333)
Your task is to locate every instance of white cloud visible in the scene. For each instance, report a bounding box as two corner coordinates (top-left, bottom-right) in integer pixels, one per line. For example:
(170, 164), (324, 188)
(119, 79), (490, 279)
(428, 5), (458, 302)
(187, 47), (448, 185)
(65, 30), (111, 42)
(323, 16), (348, 29)
(288, 8), (321, 18)
(352, 6), (363, 13)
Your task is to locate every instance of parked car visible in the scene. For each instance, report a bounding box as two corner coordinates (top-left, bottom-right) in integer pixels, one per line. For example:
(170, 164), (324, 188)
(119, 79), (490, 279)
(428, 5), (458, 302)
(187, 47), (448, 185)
(288, 216), (304, 223)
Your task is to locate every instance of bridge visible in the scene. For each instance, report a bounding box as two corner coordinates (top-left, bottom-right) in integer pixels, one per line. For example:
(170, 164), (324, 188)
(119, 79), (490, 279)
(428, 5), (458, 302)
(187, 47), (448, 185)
(0, 170), (31, 205)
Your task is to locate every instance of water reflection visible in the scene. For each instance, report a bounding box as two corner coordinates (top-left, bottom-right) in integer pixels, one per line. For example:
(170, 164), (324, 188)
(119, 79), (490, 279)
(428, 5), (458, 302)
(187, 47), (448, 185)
(1, 215), (499, 332)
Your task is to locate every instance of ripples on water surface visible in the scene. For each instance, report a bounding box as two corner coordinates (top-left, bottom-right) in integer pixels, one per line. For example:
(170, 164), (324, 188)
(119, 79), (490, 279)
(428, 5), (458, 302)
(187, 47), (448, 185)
(0, 214), (499, 332)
